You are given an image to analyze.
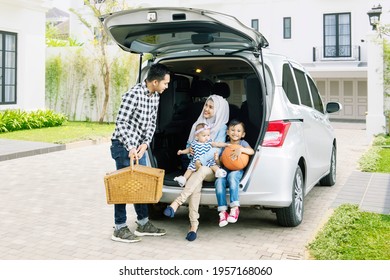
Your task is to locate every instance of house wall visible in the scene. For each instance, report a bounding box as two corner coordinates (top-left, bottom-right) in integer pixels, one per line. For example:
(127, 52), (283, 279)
(0, 0), (48, 111)
(58, 0), (390, 124)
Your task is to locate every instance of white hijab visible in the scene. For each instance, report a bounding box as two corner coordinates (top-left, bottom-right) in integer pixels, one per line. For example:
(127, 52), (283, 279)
(188, 94), (229, 142)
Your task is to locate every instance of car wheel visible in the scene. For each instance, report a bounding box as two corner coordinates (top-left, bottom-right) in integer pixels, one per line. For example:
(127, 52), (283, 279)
(319, 145), (336, 186)
(148, 202), (168, 220)
(276, 166), (304, 227)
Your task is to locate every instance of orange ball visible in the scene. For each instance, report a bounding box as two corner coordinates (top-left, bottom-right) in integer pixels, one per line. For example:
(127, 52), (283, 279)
(220, 144), (249, 171)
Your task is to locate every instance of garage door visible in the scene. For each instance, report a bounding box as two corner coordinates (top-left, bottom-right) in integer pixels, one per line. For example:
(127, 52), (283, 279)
(315, 79), (367, 120)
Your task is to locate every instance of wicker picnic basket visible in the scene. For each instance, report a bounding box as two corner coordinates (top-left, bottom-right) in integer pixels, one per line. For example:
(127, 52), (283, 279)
(104, 159), (165, 204)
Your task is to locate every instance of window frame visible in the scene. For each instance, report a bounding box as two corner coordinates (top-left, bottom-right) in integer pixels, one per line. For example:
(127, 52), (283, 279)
(293, 68), (313, 108)
(0, 30), (17, 105)
(282, 63), (300, 105)
(251, 19), (259, 31)
(283, 17), (291, 39)
(323, 12), (351, 58)
(308, 77), (325, 114)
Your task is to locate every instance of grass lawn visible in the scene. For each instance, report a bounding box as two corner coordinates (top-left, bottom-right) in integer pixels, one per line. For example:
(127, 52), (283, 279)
(309, 134), (390, 260)
(376, 135), (390, 172)
(377, 148), (390, 173)
(307, 204), (390, 260)
(0, 121), (114, 144)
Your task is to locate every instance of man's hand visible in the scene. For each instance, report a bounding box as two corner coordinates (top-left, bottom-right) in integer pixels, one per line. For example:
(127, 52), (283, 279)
(136, 143), (148, 159)
(128, 148), (138, 160)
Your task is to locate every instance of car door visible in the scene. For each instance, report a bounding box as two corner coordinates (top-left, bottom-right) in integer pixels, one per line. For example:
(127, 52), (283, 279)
(292, 66), (333, 187)
(101, 7), (268, 56)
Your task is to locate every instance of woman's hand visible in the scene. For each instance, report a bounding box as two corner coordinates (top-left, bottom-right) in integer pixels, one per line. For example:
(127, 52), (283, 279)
(189, 146), (194, 156)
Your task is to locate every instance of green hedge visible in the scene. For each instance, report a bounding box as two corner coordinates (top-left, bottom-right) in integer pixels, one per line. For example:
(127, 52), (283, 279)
(0, 109), (67, 133)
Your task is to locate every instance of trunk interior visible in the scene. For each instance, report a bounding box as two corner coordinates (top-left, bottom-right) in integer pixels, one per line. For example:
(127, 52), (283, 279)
(149, 56), (265, 187)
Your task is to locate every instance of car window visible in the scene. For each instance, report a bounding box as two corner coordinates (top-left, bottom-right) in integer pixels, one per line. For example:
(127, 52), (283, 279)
(293, 68), (312, 107)
(308, 77), (325, 113)
(282, 64), (299, 105)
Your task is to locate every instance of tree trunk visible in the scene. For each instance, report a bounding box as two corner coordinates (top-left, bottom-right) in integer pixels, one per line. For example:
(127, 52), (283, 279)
(98, 44), (110, 124)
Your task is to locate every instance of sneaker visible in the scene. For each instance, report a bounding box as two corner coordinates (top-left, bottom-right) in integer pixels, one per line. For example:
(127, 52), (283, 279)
(134, 221), (167, 236)
(215, 168), (227, 178)
(227, 207), (240, 223)
(218, 211), (228, 227)
(112, 226), (141, 243)
(174, 176), (186, 187)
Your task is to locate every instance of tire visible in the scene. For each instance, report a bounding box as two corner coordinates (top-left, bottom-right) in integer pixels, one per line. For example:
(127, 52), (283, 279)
(276, 166), (304, 227)
(319, 145), (336, 186)
(148, 202), (168, 220)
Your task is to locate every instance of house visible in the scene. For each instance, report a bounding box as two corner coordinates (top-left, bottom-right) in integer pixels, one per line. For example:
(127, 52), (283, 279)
(0, 0), (49, 112)
(46, 7), (70, 40)
(178, 0), (388, 124)
(62, 0), (388, 136)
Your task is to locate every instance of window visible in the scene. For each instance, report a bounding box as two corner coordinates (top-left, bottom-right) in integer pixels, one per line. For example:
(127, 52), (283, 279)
(0, 31), (17, 104)
(251, 19), (259, 31)
(323, 13), (351, 58)
(294, 68), (312, 107)
(282, 64), (299, 105)
(283, 17), (291, 39)
(308, 78), (324, 113)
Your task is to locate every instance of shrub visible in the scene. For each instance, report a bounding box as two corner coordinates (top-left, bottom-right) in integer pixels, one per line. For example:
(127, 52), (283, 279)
(0, 109), (67, 133)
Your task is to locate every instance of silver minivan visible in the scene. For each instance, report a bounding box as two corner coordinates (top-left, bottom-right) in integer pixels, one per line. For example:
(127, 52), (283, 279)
(102, 7), (341, 227)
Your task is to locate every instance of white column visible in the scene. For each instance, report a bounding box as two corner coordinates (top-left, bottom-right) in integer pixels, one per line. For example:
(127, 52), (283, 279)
(366, 33), (386, 139)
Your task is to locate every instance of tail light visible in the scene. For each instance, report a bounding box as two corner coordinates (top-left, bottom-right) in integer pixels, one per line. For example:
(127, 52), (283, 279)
(262, 120), (291, 147)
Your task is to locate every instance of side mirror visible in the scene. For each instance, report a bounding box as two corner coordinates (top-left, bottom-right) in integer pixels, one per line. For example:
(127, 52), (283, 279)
(326, 102), (342, 114)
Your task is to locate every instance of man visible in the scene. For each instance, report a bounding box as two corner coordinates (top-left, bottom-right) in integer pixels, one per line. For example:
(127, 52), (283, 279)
(110, 63), (170, 243)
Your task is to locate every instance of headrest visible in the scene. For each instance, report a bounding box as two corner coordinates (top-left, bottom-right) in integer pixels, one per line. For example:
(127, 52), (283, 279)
(190, 80), (212, 98)
(175, 75), (190, 91)
(211, 82), (230, 98)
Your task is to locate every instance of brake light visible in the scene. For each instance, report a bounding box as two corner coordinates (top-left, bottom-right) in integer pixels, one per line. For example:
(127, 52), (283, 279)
(262, 121), (291, 147)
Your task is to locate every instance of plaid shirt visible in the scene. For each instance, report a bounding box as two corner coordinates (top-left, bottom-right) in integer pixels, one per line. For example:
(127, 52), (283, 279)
(112, 81), (160, 151)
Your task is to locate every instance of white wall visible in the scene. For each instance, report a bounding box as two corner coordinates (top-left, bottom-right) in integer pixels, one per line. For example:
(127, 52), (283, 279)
(68, 0), (390, 68)
(0, 0), (48, 111)
(173, 0), (388, 65)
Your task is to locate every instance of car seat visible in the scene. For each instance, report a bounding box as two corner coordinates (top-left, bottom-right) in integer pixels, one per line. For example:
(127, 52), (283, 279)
(188, 79), (213, 125)
(211, 82), (240, 122)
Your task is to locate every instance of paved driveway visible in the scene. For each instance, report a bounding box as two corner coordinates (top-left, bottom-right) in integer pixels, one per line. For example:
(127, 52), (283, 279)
(0, 122), (369, 260)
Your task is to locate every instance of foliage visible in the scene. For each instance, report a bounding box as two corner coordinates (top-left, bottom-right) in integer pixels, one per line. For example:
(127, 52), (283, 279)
(0, 110), (67, 133)
(358, 146), (381, 172)
(110, 54), (134, 120)
(384, 39), (390, 95)
(46, 56), (63, 109)
(359, 134), (390, 172)
(307, 204), (390, 260)
(69, 0), (129, 123)
(0, 121), (114, 144)
(45, 22), (83, 47)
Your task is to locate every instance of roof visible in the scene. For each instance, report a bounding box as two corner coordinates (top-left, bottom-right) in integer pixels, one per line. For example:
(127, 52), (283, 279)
(46, 7), (69, 20)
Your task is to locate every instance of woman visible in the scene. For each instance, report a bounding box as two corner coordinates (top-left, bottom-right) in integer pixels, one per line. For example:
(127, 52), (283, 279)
(163, 94), (229, 241)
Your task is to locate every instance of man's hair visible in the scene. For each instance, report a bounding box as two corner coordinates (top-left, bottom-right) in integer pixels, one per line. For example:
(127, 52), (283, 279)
(228, 119), (245, 131)
(146, 63), (170, 82)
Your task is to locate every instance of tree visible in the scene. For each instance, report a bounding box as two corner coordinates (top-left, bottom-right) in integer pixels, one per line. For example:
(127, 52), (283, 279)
(70, 0), (128, 123)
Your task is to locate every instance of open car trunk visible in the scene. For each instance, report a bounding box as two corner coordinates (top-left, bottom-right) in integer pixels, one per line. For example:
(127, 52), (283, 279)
(148, 56), (266, 188)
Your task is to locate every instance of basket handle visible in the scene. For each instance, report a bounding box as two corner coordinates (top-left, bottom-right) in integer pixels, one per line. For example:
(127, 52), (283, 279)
(130, 155), (139, 171)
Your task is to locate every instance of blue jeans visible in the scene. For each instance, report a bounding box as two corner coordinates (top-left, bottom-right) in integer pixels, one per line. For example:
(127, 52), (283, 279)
(215, 169), (243, 211)
(110, 140), (149, 225)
